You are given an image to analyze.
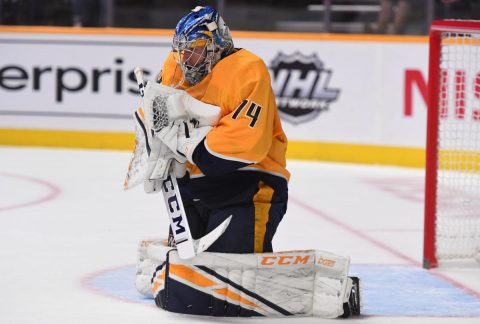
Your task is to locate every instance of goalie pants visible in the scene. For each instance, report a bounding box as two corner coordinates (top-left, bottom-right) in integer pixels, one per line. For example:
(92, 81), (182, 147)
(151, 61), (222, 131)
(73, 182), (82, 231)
(178, 170), (288, 253)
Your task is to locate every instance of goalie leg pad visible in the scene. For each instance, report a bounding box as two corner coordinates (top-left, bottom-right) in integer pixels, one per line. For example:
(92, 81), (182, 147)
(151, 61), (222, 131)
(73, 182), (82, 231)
(342, 276), (362, 318)
(138, 243), (360, 318)
(135, 239), (174, 297)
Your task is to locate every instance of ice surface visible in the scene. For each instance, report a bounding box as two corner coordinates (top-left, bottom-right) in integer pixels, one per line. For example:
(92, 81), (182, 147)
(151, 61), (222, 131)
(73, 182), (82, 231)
(0, 147), (478, 323)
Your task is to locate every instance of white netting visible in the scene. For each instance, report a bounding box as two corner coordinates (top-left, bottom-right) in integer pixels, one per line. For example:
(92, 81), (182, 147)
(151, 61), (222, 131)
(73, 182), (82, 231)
(435, 30), (480, 261)
(151, 94), (170, 132)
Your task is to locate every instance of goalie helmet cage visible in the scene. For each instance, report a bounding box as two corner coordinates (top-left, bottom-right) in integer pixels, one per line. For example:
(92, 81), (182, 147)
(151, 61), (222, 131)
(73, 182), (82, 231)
(424, 20), (480, 269)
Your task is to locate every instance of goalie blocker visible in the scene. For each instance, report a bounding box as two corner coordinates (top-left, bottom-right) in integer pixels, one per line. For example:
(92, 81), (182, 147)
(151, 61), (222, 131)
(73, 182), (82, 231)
(136, 240), (361, 318)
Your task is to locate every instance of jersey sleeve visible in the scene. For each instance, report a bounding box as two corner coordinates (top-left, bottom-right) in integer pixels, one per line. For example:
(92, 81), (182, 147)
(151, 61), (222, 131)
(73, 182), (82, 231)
(192, 64), (276, 176)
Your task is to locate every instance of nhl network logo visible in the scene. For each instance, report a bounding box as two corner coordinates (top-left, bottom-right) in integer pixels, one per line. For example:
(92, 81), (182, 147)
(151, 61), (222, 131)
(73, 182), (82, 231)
(269, 52), (340, 124)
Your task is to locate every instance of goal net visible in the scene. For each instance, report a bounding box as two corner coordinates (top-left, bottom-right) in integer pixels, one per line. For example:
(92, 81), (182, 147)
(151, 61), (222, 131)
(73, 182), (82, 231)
(424, 20), (480, 268)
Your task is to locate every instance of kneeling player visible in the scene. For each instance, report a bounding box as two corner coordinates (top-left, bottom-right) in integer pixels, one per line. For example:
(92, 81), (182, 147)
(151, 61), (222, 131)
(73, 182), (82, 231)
(126, 5), (361, 319)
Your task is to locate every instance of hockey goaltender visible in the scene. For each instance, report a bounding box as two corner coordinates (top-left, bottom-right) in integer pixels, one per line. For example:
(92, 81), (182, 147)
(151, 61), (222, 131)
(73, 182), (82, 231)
(124, 5), (361, 319)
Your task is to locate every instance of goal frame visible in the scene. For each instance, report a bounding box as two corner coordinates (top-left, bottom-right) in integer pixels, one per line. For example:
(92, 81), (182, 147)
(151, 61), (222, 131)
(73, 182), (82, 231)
(423, 20), (480, 269)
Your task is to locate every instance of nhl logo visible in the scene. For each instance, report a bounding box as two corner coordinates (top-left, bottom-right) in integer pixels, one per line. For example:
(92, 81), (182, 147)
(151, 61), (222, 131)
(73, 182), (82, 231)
(269, 52), (340, 124)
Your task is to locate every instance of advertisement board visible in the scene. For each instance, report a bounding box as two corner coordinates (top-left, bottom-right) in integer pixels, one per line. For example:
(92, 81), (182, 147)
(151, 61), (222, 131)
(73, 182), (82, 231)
(0, 27), (431, 166)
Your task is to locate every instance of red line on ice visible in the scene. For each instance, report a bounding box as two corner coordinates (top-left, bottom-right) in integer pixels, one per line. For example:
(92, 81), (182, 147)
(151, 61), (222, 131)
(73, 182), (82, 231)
(0, 172), (61, 212)
(289, 195), (480, 301)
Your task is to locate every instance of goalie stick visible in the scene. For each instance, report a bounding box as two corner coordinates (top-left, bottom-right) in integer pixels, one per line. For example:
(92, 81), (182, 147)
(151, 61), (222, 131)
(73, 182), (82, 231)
(134, 67), (231, 259)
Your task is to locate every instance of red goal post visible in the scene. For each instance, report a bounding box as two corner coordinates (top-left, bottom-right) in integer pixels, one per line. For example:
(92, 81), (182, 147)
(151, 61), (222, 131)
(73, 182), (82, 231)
(424, 20), (480, 269)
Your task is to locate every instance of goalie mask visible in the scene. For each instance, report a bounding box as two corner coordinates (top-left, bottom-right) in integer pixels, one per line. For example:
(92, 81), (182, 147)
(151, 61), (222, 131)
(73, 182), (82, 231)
(172, 6), (234, 86)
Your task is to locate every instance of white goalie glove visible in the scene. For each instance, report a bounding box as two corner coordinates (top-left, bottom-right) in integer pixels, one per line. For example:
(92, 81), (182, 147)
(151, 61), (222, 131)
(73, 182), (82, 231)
(124, 80), (221, 193)
(144, 121), (196, 193)
(147, 120), (211, 189)
(142, 81), (221, 132)
(177, 120), (212, 164)
(144, 139), (187, 193)
(123, 108), (187, 193)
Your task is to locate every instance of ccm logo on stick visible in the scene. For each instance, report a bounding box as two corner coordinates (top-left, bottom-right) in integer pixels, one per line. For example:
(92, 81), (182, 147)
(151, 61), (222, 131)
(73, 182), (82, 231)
(163, 176), (186, 235)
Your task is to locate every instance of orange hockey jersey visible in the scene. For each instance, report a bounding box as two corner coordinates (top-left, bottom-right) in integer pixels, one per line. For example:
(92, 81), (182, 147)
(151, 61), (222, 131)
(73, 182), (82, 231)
(161, 48), (290, 181)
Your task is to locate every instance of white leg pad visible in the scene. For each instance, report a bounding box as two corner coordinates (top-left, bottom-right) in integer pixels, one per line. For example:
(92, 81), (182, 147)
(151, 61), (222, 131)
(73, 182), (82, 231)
(135, 241), (355, 318)
(135, 239), (174, 297)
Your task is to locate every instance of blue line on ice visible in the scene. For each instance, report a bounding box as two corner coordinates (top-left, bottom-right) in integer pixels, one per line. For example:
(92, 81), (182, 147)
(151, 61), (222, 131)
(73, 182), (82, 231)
(89, 264), (480, 317)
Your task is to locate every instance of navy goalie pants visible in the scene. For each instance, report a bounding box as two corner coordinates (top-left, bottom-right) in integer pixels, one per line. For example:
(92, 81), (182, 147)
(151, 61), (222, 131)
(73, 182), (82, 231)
(178, 170), (288, 254)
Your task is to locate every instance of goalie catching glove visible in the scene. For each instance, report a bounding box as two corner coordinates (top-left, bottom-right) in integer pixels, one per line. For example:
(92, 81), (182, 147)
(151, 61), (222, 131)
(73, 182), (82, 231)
(122, 107), (187, 193)
(142, 81), (220, 133)
(124, 81), (221, 193)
